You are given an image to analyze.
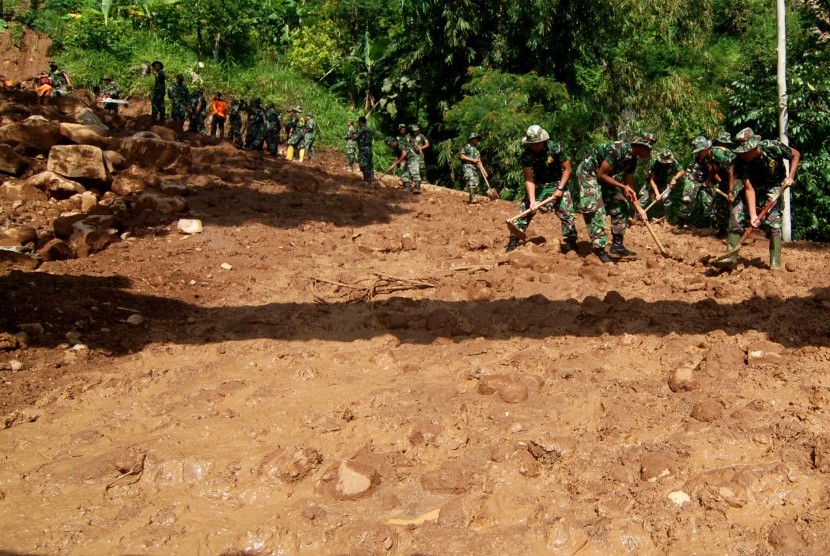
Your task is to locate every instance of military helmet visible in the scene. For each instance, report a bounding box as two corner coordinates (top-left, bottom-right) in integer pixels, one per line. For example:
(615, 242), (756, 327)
(468, 132), (481, 141)
(733, 127), (761, 153)
(631, 132), (657, 149)
(714, 131), (733, 146)
(411, 124), (420, 133)
(692, 135), (712, 153)
(658, 148), (676, 163)
(522, 125), (549, 144)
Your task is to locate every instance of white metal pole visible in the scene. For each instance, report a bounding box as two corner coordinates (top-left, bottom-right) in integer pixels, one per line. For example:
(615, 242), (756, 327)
(777, 0), (792, 241)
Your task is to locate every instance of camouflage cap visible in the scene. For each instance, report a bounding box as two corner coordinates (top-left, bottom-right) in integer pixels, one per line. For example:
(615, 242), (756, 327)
(411, 124), (420, 132)
(658, 148), (676, 163)
(714, 131), (733, 146)
(398, 123), (407, 129)
(733, 127), (761, 153)
(631, 132), (657, 149)
(692, 135), (712, 153)
(522, 125), (549, 144)
(468, 132), (481, 141)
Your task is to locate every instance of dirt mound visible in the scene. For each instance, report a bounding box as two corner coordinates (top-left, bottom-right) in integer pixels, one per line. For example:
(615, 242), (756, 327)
(0, 27), (52, 84)
(2, 89), (830, 554)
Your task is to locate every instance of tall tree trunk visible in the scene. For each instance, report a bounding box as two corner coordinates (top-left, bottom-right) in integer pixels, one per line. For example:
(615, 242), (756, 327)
(213, 32), (221, 62)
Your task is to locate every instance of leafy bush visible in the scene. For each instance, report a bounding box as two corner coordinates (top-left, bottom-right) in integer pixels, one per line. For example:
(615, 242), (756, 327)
(285, 19), (342, 79)
(64, 11), (133, 56)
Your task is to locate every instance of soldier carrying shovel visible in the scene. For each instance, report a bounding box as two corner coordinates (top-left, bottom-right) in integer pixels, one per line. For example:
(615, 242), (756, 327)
(506, 125), (578, 253)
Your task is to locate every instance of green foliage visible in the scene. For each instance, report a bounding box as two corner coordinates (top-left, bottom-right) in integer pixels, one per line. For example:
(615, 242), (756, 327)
(285, 19), (342, 79)
(64, 11), (133, 56)
(9, 21), (25, 48)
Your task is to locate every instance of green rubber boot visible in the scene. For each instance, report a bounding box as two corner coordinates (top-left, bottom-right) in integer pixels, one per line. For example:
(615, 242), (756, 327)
(718, 232), (741, 267)
(769, 236), (782, 270)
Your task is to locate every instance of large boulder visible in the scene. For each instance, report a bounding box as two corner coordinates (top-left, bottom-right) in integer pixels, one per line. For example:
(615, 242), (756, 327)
(59, 123), (110, 148)
(68, 216), (120, 257)
(24, 171), (86, 197)
(134, 190), (188, 214)
(47, 144), (109, 183)
(0, 181), (48, 202)
(114, 133), (192, 172)
(0, 115), (62, 154)
(0, 143), (29, 176)
(73, 107), (105, 128)
(150, 125), (178, 142)
(111, 165), (160, 196)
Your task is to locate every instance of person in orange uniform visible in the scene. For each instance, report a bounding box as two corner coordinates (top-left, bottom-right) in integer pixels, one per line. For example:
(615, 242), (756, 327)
(210, 92), (229, 138)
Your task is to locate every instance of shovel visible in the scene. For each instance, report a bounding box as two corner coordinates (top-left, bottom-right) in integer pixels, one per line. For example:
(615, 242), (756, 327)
(482, 174), (500, 201)
(504, 195), (559, 241)
(703, 186), (785, 266)
(633, 201), (670, 257)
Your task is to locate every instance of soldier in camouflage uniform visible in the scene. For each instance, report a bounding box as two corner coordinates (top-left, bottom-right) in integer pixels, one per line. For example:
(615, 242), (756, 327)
(460, 132), (487, 203)
(299, 112), (316, 162)
(100, 76), (121, 114)
(345, 120), (357, 170)
(168, 74), (190, 124)
(638, 148), (684, 220)
(506, 125), (578, 254)
(355, 116), (374, 182)
(712, 131), (737, 231)
(228, 98), (244, 146)
(411, 125), (430, 180)
(48, 61), (72, 97)
(677, 135), (734, 232)
(385, 133), (422, 194)
(245, 98), (266, 150)
(576, 133), (656, 263)
(285, 107), (303, 160)
(150, 61), (166, 122)
(264, 103), (282, 156)
(188, 88), (207, 134)
(723, 127), (800, 269)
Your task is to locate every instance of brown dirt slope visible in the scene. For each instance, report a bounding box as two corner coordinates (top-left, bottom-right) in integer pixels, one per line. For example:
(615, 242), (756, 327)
(2, 93), (830, 554)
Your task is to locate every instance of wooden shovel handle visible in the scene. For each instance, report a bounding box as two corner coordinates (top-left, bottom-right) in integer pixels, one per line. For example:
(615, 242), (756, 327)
(506, 195), (559, 223)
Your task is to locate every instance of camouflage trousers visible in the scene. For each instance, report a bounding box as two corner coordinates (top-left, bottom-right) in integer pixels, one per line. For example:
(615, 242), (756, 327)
(728, 187), (782, 238)
(513, 183), (577, 241)
(151, 96), (165, 121)
(171, 102), (188, 122)
(287, 132), (303, 147)
(400, 155), (421, 186)
(190, 112), (207, 134)
(229, 123), (243, 145)
(576, 172), (631, 248)
(678, 178), (715, 225)
(638, 183), (672, 216)
(462, 164), (480, 200)
(345, 140), (357, 166)
(264, 129), (280, 155)
(246, 125), (264, 150)
(358, 146), (373, 182)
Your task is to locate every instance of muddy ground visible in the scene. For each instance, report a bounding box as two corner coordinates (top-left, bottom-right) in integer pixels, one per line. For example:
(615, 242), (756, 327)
(2, 124), (830, 554)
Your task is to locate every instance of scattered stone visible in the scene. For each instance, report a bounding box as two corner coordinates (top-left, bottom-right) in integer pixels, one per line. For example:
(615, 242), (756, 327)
(68, 216), (120, 257)
(467, 283), (494, 302)
(134, 191), (188, 214)
(18, 323), (44, 337)
(177, 219), (203, 234)
(0, 181), (48, 202)
(220, 262), (233, 270)
(0, 333), (22, 352)
(438, 497), (475, 528)
(103, 150), (127, 171)
(401, 232), (417, 251)
(640, 453), (676, 482)
(542, 516), (590, 554)
(421, 460), (473, 494)
(111, 165), (161, 196)
(0, 249), (38, 270)
(79, 191), (98, 212)
(691, 398), (723, 422)
(47, 144), (109, 183)
(58, 122), (110, 148)
(0, 115), (62, 154)
(0, 143), (29, 176)
(512, 448), (541, 477)
(668, 365), (697, 393)
(477, 374), (511, 395)
(9, 360), (24, 371)
(746, 349), (783, 366)
(668, 491), (691, 506)
(25, 171), (86, 197)
(73, 107), (105, 127)
(408, 419), (443, 446)
(115, 133), (193, 172)
(150, 125), (178, 142)
(499, 381), (528, 404)
(768, 522), (807, 553)
(126, 314), (146, 326)
(37, 238), (74, 262)
(0, 225), (37, 246)
(258, 446), (323, 484)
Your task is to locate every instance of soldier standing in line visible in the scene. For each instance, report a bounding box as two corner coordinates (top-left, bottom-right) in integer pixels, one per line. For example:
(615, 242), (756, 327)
(345, 120), (357, 171)
(228, 98), (244, 146)
(712, 131), (737, 232)
(168, 74), (190, 125)
(677, 135), (733, 233)
(722, 127), (800, 269)
(100, 76), (121, 114)
(188, 88), (207, 134)
(355, 116), (374, 183)
(299, 112), (316, 162)
(506, 125), (577, 253)
(575, 133), (656, 263)
(264, 103), (283, 156)
(460, 132), (487, 204)
(638, 148), (684, 221)
(150, 61), (166, 122)
(411, 125), (430, 180)
(285, 107), (303, 160)
(245, 98), (266, 151)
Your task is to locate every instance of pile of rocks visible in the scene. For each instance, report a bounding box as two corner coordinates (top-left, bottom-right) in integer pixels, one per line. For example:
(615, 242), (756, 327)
(0, 91), (194, 267)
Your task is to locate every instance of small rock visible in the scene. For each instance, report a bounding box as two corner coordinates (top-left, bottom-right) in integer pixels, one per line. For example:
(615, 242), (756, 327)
(668, 491), (691, 506)
(18, 323), (44, 337)
(746, 349), (783, 366)
(333, 460), (379, 500)
(220, 262), (233, 270)
(401, 233), (417, 251)
(126, 314), (146, 325)
(9, 360), (24, 371)
(668, 365), (697, 392)
(691, 398), (723, 422)
(640, 453), (676, 482)
(499, 381), (529, 404)
(768, 522), (807, 553)
(177, 219), (203, 234)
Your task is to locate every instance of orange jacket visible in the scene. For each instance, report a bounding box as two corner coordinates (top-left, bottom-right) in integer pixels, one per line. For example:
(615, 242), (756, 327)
(212, 99), (228, 118)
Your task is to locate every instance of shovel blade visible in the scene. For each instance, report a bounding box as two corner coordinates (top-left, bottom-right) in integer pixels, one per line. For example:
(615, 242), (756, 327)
(506, 220), (527, 242)
(487, 188), (500, 201)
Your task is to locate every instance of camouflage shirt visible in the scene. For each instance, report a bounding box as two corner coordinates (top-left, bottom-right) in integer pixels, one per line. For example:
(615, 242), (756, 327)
(356, 126), (373, 150)
(265, 107), (281, 128)
(734, 140), (794, 190)
(520, 140), (568, 185)
(648, 158), (681, 185)
(461, 142), (481, 168)
(580, 141), (638, 178)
